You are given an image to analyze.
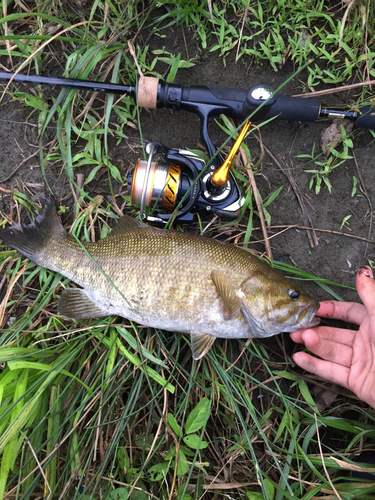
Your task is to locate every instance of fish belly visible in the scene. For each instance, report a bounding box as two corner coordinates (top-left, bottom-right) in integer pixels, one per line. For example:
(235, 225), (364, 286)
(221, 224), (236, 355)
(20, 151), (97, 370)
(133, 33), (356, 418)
(84, 286), (253, 339)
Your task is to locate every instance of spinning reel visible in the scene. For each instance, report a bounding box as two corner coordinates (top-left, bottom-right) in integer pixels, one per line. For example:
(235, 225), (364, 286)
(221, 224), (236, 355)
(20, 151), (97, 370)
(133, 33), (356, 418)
(1, 71), (374, 223)
(127, 130), (247, 223)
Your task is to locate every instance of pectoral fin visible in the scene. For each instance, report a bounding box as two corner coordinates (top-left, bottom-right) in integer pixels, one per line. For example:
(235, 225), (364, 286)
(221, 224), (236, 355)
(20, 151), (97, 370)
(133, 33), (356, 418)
(191, 333), (216, 360)
(211, 270), (241, 320)
(58, 289), (108, 319)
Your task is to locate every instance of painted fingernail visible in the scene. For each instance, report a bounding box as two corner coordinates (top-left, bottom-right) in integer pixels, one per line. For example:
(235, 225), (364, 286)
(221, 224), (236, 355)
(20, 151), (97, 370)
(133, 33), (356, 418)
(357, 265), (373, 278)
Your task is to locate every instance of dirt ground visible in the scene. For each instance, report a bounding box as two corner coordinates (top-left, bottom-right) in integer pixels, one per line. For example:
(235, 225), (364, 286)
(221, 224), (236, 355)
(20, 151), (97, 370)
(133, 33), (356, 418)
(0, 22), (374, 310)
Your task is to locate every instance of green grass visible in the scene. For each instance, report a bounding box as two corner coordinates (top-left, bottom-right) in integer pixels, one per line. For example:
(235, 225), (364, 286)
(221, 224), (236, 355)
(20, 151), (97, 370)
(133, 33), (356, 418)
(0, 198), (371, 500)
(0, 1), (375, 499)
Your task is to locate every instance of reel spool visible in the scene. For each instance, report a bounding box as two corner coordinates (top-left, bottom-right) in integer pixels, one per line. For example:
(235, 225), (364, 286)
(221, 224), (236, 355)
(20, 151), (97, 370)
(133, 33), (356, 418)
(130, 159), (182, 212)
(127, 142), (245, 223)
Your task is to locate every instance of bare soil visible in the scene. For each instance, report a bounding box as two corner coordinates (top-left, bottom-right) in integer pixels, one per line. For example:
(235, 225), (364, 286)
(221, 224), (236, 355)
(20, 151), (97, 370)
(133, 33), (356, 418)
(0, 21), (374, 310)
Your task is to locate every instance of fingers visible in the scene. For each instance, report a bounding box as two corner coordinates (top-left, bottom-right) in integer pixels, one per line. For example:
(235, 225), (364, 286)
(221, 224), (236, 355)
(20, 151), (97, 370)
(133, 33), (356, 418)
(290, 325), (355, 347)
(317, 301), (367, 325)
(290, 265), (375, 391)
(314, 266), (374, 324)
(292, 329), (353, 367)
(356, 265), (375, 311)
(293, 351), (350, 389)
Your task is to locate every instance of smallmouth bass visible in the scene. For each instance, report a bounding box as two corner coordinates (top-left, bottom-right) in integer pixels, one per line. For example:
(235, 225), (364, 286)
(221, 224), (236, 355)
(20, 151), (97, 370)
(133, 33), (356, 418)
(0, 195), (319, 359)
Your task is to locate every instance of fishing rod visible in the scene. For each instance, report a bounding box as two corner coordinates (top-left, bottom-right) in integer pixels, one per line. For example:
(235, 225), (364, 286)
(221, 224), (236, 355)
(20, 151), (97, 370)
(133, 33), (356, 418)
(1, 71), (374, 222)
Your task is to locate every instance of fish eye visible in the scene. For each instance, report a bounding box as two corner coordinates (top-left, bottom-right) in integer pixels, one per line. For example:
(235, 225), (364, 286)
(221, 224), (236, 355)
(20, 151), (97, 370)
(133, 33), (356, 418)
(288, 288), (300, 300)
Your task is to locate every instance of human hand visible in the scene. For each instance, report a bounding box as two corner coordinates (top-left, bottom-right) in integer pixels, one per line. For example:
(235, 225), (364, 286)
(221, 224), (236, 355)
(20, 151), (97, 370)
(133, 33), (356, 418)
(290, 265), (375, 408)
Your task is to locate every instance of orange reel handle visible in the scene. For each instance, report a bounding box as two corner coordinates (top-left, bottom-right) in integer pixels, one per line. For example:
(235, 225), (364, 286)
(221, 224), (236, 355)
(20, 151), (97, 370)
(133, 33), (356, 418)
(211, 121), (251, 187)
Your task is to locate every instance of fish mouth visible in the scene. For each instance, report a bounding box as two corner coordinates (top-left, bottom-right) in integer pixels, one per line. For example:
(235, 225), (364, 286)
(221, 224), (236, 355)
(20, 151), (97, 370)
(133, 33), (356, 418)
(297, 301), (320, 327)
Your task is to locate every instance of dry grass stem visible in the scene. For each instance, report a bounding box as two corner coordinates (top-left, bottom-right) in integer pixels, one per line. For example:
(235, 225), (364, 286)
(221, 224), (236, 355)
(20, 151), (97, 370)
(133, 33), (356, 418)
(4, 393), (102, 498)
(315, 413), (342, 500)
(240, 149), (273, 259)
(0, 262), (27, 328)
(0, 21), (92, 102)
(0, 148), (42, 184)
(352, 151), (373, 258)
(293, 79), (375, 98)
(265, 146), (319, 247)
(235, 2), (250, 61)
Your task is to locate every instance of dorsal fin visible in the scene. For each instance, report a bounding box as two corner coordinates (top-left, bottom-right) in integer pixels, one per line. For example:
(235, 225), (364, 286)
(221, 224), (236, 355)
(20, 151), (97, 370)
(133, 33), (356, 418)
(110, 215), (150, 236)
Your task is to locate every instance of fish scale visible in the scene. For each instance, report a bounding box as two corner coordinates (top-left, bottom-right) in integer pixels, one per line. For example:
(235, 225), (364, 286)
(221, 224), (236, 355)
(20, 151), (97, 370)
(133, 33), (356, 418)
(0, 194), (320, 359)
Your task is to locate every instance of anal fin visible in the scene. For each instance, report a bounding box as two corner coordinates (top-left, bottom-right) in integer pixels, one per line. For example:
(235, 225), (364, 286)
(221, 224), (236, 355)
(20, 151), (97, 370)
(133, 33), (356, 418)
(58, 289), (108, 319)
(191, 333), (216, 360)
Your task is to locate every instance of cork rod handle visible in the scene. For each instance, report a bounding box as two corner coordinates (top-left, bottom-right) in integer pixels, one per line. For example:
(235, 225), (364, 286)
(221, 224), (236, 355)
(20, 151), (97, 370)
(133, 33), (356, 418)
(137, 76), (159, 109)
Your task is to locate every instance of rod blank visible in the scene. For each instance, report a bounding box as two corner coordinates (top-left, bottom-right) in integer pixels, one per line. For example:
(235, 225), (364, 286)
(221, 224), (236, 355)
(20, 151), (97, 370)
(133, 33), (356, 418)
(0, 71), (135, 95)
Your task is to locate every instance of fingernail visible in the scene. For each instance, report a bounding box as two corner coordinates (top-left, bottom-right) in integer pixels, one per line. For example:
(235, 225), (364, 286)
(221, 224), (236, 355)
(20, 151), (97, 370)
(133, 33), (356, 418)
(357, 265), (373, 278)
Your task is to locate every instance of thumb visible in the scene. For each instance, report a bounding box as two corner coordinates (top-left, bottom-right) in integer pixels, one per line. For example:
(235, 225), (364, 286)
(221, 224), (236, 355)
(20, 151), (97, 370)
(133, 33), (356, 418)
(356, 265), (375, 311)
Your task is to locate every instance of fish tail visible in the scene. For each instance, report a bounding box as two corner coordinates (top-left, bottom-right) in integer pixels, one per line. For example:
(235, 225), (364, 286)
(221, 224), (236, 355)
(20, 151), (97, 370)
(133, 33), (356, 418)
(0, 194), (66, 264)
